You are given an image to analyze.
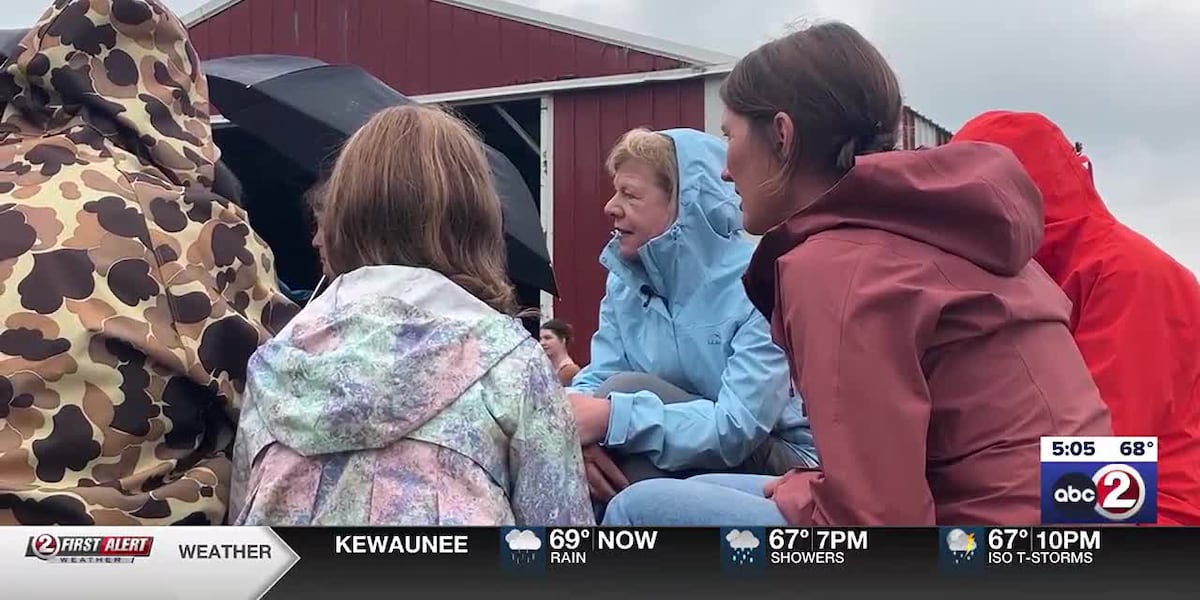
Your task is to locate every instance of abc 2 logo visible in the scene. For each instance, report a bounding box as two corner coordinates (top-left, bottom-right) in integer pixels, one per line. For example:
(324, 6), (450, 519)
(1042, 462), (1157, 524)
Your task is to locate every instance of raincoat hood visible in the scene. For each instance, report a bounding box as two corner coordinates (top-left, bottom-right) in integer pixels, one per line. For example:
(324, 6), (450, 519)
(0, 0), (217, 188)
(952, 111), (1113, 278)
(0, 1), (297, 527)
(601, 128), (746, 302)
(953, 111), (1108, 225)
(245, 266), (532, 456)
(748, 143), (1044, 318)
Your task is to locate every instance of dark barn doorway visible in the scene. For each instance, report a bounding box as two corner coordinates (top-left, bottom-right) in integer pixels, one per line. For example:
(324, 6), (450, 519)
(454, 98), (546, 336)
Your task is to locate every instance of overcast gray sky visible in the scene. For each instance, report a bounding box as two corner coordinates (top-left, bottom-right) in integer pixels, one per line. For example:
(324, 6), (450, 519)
(4, 0), (1197, 271)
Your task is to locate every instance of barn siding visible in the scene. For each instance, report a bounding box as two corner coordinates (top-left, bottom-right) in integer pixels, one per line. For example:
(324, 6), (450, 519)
(900, 108), (915, 150)
(916, 112), (952, 147)
(900, 107), (952, 149)
(188, 0), (687, 96)
(552, 81), (706, 362)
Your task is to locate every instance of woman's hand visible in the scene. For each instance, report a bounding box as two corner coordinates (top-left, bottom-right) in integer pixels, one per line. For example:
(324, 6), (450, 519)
(764, 476), (782, 498)
(582, 445), (629, 501)
(765, 470), (821, 503)
(568, 393), (612, 446)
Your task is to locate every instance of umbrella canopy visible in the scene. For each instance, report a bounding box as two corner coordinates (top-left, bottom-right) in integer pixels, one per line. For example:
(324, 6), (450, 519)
(0, 28), (28, 64)
(203, 54), (557, 295)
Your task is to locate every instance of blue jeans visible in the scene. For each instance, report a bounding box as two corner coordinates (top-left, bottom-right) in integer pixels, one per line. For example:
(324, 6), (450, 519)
(601, 473), (788, 526)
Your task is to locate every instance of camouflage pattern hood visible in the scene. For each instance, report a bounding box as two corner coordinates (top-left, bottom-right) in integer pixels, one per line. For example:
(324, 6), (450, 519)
(0, 0), (298, 526)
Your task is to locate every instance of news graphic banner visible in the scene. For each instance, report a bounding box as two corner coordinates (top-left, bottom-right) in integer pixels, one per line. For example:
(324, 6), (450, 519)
(1, 526), (297, 599)
(1, 526), (1197, 598)
(1040, 436), (1158, 524)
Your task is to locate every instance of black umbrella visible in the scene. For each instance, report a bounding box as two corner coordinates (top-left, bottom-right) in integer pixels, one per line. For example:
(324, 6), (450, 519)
(0, 28), (29, 64)
(203, 54), (557, 295)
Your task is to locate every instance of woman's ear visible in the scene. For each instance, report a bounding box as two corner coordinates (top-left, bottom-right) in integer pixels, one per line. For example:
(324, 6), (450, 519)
(772, 112), (796, 160)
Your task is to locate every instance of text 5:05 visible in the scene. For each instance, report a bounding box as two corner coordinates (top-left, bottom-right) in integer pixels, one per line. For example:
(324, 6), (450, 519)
(1052, 441), (1096, 457)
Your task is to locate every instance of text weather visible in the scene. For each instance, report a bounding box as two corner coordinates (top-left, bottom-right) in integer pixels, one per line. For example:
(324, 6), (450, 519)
(1040, 436), (1158, 524)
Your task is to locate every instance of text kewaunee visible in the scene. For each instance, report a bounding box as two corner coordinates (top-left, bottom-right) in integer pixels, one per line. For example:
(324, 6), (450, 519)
(336, 535), (470, 554)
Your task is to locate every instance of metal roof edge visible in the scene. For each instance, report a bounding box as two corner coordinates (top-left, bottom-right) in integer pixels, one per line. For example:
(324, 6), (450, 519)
(433, 0), (737, 66)
(905, 105), (953, 137)
(183, 0), (737, 67)
(411, 62), (734, 105)
(182, 0), (243, 26)
(211, 97), (950, 130)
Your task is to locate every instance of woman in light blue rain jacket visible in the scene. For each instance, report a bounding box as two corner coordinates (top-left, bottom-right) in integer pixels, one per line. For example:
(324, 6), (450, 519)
(566, 128), (816, 503)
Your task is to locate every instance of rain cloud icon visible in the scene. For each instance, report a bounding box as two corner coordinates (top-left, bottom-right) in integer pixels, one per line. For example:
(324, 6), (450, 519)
(505, 529), (543, 566)
(726, 530), (760, 550)
(506, 530), (542, 551)
(725, 529), (761, 565)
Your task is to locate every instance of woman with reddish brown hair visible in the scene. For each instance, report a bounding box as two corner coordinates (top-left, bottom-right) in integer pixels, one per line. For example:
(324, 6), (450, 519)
(230, 104), (593, 526)
(539, 319), (582, 386)
(604, 22), (1111, 526)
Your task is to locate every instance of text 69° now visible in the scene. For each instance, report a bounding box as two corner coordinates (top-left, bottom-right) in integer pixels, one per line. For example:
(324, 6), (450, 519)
(546, 528), (659, 567)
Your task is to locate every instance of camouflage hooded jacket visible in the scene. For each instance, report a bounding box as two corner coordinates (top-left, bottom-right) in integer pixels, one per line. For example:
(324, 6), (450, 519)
(0, 0), (297, 525)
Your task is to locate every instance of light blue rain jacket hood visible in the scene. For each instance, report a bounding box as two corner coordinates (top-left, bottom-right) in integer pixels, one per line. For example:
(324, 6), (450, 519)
(571, 129), (816, 470)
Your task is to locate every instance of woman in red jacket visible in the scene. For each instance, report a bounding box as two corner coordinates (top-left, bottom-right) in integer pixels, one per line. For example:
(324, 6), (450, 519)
(955, 112), (1200, 525)
(603, 22), (1112, 527)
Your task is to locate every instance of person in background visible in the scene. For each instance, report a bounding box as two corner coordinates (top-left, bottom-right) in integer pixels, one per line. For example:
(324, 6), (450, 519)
(213, 159), (320, 308)
(954, 111), (1200, 525)
(307, 180), (329, 276)
(567, 127), (817, 508)
(604, 22), (1112, 527)
(230, 105), (593, 526)
(540, 319), (582, 386)
(270, 180), (330, 306)
(0, 0), (296, 525)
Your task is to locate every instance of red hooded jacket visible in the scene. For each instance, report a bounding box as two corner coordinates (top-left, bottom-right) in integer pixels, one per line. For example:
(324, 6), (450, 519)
(955, 112), (1200, 525)
(744, 142), (1112, 526)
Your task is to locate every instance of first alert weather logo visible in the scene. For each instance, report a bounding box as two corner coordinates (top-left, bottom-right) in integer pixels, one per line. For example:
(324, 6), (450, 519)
(25, 533), (153, 564)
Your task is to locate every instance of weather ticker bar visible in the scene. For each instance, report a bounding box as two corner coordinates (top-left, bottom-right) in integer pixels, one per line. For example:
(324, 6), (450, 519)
(1, 526), (1196, 598)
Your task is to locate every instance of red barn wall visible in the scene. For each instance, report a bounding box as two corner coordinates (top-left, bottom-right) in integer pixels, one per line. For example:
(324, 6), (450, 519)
(188, 0), (688, 96)
(552, 80), (707, 363)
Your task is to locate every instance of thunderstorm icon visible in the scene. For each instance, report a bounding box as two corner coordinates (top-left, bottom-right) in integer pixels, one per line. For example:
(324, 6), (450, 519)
(945, 529), (978, 565)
